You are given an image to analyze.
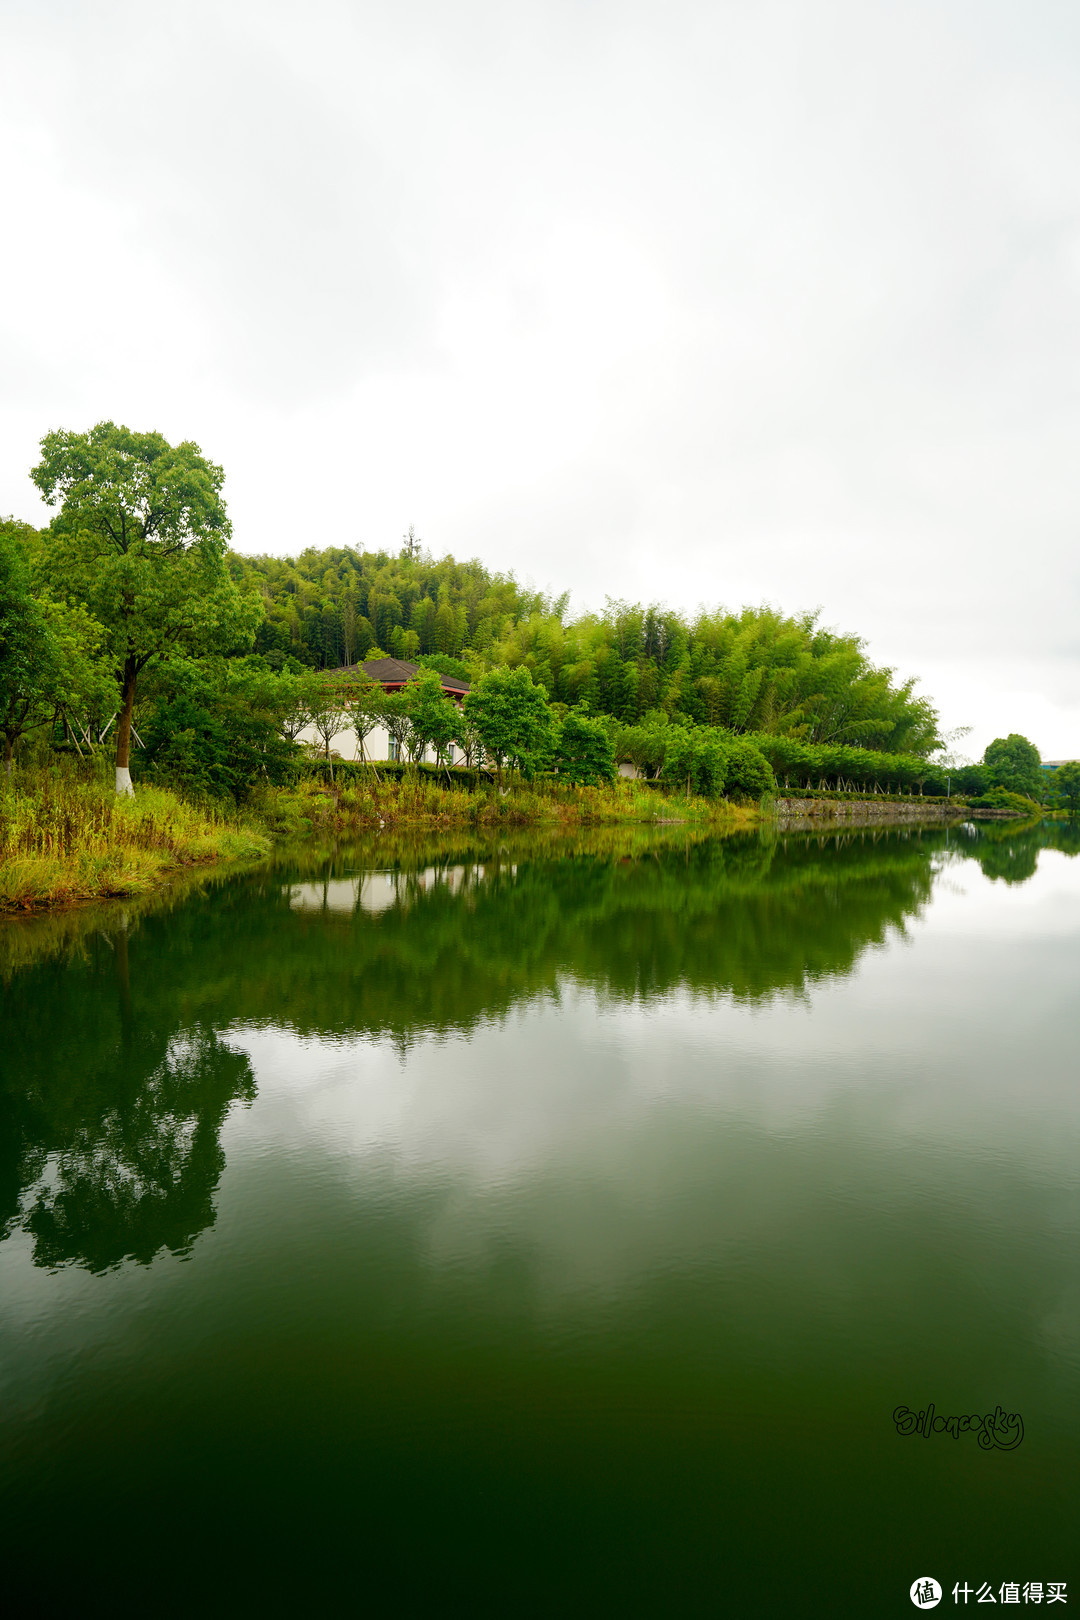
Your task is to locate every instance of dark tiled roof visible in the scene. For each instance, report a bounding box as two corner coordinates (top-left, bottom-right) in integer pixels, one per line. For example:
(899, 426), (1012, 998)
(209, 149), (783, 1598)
(329, 658), (470, 695)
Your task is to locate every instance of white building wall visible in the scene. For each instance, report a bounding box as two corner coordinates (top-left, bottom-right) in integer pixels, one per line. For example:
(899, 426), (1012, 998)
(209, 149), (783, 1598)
(294, 722), (458, 766)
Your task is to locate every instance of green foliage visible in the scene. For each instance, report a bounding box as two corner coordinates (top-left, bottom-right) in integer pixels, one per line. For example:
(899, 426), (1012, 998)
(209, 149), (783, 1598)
(403, 670), (458, 766)
(744, 733), (953, 796)
(0, 521), (117, 772)
(661, 727), (728, 798)
(612, 711), (675, 779)
(31, 423), (261, 785)
(231, 546), (939, 754)
(954, 764), (987, 797)
(303, 674), (351, 775)
(463, 666), (557, 782)
(554, 708), (616, 786)
(966, 787), (1043, 814)
(138, 659), (299, 803)
(723, 736), (776, 800)
(1049, 760), (1080, 816)
(983, 734), (1043, 802)
(339, 670), (385, 764)
(380, 689), (413, 763)
(415, 653), (471, 683)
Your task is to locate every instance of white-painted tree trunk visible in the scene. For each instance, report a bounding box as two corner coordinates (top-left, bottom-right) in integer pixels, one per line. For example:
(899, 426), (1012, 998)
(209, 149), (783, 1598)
(115, 765), (134, 796)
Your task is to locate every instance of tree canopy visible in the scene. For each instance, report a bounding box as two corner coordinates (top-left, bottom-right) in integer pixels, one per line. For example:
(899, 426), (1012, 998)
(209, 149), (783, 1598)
(30, 423), (260, 792)
(464, 667), (557, 783)
(230, 541), (940, 755)
(1050, 760), (1080, 816)
(983, 734), (1043, 802)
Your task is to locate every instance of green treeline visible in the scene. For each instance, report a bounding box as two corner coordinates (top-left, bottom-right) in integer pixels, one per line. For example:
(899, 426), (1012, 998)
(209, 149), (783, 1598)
(235, 541), (939, 751)
(1, 422), (1067, 811)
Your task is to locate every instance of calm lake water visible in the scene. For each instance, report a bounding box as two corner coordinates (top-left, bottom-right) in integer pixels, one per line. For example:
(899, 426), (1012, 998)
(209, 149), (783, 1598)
(1, 820), (1077, 1616)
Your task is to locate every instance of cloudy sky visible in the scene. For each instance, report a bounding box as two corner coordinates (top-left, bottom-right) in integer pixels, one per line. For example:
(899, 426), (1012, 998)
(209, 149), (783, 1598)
(2, 0), (1078, 756)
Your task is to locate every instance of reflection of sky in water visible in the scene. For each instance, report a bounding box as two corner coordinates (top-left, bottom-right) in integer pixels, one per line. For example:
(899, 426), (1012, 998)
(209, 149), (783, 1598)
(227, 846), (1080, 1194)
(2, 822), (1077, 1620)
(2, 833), (1076, 1344)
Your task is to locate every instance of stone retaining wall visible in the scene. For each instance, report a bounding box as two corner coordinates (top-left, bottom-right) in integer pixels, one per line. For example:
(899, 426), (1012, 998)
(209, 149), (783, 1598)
(774, 797), (970, 824)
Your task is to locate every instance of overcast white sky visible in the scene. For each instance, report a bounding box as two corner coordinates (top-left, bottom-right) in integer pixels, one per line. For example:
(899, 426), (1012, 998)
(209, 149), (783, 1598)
(2, 0), (1078, 756)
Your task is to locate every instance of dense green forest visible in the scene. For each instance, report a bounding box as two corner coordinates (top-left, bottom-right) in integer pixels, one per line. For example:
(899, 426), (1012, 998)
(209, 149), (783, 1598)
(2, 423), (1069, 810)
(234, 537), (939, 753)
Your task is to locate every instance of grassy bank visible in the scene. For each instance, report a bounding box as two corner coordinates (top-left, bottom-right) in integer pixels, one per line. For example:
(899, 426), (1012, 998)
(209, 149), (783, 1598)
(0, 760), (757, 910)
(0, 761), (271, 909)
(254, 771), (757, 838)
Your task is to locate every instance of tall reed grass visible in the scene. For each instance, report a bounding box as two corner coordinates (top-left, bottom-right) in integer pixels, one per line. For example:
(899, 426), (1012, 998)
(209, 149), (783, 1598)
(252, 771), (756, 837)
(0, 759), (270, 909)
(1, 758), (755, 911)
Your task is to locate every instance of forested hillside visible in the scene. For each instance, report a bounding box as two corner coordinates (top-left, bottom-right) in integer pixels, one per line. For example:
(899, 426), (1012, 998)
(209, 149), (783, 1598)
(234, 538), (938, 753)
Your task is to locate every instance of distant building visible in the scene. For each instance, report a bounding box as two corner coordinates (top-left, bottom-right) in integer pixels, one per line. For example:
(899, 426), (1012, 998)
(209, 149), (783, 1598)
(338, 658), (470, 702)
(294, 657), (471, 765)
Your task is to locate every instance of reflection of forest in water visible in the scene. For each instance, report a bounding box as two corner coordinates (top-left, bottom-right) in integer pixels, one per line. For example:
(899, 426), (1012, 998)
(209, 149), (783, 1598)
(2, 818), (1075, 1274)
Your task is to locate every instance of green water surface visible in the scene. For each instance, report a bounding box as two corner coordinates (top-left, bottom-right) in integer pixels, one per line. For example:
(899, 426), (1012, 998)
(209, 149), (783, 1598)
(1, 820), (1077, 1616)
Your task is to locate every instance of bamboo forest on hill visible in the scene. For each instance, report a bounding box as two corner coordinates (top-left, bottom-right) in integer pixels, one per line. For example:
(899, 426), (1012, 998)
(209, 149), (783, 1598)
(4, 415), (1065, 832)
(233, 541), (938, 752)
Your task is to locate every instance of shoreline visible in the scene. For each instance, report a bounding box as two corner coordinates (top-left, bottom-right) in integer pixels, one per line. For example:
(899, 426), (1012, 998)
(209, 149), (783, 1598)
(0, 774), (754, 914)
(773, 796), (1007, 826)
(2, 772), (1042, 916)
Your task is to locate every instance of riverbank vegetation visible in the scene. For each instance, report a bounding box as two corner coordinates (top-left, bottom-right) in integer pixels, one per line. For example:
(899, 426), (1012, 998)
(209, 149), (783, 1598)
(1, 421), (1072, 911)
(0, 754), (756, 909)
(0, 758), (271, 909)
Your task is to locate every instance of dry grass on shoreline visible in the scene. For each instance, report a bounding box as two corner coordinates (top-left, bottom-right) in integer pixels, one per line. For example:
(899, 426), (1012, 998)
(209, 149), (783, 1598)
(1, 761), (757, 911)
(0, 762), (270, 909)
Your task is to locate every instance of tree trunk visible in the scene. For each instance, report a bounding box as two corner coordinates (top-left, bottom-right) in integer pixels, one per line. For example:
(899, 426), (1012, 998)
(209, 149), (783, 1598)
(3, 733), (13, 778)
(114, 658), (138, 795)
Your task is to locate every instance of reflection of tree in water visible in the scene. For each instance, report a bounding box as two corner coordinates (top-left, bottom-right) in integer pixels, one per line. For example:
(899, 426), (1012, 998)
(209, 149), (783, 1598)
(0, 921), (254, 1274)
(971, 836), (1040, 886)
(4, 816), (1074, 1273)
(75, 826), (944, 1046)
(25, 1028), (253, 1273)
(957, 818), (1079, 885)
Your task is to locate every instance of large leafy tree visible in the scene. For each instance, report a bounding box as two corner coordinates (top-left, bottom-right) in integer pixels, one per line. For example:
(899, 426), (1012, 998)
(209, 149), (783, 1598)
(138, 658), (300, 804)
(983, 734), (1043, 802)
(31, 423), (260, 794)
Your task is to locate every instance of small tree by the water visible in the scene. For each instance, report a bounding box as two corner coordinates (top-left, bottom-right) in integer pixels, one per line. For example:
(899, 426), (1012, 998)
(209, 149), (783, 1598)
(342, 671), (386, 769)
(464, 666), (555, 783)
(404, 672), (458, 768)
(554, 708), (616, 786)
(1051, 761), (1080, 816)
(306, 679), (350, 779)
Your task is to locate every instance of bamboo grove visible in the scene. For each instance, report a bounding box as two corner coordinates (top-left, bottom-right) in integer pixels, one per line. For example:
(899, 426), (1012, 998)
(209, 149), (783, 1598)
(233, 542), (939, 752)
